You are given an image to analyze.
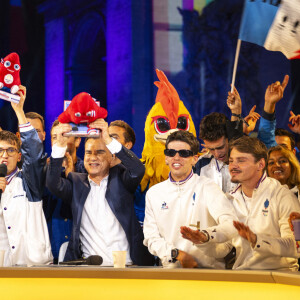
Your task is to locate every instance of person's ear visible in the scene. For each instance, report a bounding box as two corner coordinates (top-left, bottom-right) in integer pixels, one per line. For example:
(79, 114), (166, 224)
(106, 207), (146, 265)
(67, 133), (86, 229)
(125, 141), (133, 150)
(42, 131), (46, 142)
(192, 155), (198, 166)
(258, 158), (265, 170)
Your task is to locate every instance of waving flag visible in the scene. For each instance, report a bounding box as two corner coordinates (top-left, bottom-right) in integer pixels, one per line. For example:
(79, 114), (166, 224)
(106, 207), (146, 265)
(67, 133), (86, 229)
(239, 0), (300, 59)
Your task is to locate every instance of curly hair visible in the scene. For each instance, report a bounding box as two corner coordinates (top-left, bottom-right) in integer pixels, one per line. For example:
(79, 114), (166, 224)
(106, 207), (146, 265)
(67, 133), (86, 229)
(199, 112), (228, 141)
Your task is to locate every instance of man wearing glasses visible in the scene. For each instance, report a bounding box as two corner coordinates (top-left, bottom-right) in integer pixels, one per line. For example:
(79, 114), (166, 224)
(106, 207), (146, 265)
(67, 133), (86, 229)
(0, 86), (52, 266)
(143, 131), (237, 268)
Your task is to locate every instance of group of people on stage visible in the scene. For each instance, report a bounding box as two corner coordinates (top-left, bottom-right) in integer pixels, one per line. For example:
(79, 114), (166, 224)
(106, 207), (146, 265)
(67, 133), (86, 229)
(1, 73), (300, 271)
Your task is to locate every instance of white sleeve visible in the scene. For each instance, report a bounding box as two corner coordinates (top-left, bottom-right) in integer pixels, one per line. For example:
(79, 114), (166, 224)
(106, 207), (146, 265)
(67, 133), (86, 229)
(252, 190), (300, 258)
(195, 239), (233, 258)
(203, 181), (238, 243)
(51, 144), (67, 158)
(143, 191), (174, 265)
(106, 138), (122, 154)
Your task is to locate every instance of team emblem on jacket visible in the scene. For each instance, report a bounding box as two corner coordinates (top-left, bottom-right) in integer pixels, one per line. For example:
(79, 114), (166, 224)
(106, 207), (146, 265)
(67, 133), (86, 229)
(161, 202), (169, 210)
(262, 199), (269, 216)
(192, 192), (196, 205)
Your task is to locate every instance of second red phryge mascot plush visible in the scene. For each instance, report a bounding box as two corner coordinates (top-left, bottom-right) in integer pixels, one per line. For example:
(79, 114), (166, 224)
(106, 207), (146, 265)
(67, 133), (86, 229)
(58, 92), (107, 131)
(0, 52), (21, 94)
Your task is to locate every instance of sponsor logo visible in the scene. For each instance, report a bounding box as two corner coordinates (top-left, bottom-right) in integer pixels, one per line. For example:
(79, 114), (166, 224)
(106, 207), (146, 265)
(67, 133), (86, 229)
(161, 202), (169, 210)
(262, 199), (269, 216)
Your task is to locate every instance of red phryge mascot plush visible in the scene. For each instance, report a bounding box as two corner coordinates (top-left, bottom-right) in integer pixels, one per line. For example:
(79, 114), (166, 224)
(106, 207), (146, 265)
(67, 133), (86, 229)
(0, 52), (21, 94)
(58, 92), (107, 124)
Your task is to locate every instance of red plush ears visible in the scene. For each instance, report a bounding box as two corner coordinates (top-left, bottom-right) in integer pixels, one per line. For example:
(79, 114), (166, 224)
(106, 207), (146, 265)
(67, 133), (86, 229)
(58, 92), (108, 124)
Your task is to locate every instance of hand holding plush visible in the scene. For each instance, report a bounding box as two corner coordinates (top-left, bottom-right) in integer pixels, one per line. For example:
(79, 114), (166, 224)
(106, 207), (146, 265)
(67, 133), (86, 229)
(58, 92), (107, 124)
(0, 52), (21, 94)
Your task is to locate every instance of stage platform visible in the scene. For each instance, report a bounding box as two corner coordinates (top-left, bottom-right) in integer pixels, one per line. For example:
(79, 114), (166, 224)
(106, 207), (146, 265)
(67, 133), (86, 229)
(0, 266), (299, 299)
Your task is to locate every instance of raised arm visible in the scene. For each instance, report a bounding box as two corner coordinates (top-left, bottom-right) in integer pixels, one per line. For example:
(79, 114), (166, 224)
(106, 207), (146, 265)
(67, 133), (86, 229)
(258, 75), (289, 148)
(12, 85), (46, 199)
(46, 123), (73, 203)
(226, 86), (244, 140)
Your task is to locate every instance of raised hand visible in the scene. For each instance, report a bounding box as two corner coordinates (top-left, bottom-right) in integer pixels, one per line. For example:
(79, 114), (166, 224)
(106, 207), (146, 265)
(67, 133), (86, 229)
(288, 111), (300, 134)
(180, 226), (208, 244)
(54, 123), (72, 148)
(243, 105), (260, 135)
(89, 118), (112, 145)
(227, 86), (242, 117)
(63, 152), (75, 177)
(264, 75), (289, 114)
(11, 85), (27, 125)
(233, 221), (257, 248)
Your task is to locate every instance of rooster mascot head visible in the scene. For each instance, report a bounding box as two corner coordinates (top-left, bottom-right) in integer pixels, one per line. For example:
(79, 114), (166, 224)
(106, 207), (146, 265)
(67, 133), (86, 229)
(140, 69), (197, 192)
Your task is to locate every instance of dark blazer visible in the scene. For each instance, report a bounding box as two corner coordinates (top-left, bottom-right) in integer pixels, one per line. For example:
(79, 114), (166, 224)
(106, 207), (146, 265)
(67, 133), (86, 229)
(46, 146), (154, 266)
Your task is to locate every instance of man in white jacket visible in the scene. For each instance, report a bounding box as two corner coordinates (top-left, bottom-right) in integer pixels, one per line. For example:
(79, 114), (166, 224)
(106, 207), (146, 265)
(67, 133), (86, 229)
(182, 136), (300, 270)
(143, 131), (237, 268)
(0, 86), (52, 266)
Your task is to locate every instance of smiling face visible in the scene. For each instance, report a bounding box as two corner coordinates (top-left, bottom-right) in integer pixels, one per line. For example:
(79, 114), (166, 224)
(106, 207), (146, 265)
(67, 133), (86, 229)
(165, 140), (198, 182)
(203, 136), (229, 163)
(267, 150), (292, 186)
(84, 138), (112, 182)
(0, 140), (21, 175)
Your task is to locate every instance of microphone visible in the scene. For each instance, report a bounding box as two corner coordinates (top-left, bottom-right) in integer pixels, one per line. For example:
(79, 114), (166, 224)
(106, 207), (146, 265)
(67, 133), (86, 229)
(60, 255), (103, 265)
(0, 164), (7, 201)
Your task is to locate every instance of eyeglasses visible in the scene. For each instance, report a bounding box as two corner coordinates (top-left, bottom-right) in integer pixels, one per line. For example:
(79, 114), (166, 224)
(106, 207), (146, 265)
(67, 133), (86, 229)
(0, 147), (18, 157)
(164, 149), (194, 158)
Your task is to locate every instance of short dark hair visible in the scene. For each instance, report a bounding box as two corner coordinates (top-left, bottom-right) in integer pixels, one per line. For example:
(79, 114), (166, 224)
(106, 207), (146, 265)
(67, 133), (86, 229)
(109, 120), (136, 146)
(275, 128), (295, 150)
(199, 112), (228, 141)
(0, 130), (21, 151)
(25, 112), (45, 131)
(166, 131), (199, 155)
(229, 136), (267, 163)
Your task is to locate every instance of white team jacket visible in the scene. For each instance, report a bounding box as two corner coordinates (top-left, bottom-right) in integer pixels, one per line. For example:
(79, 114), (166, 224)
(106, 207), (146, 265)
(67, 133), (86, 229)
(194, 153), (237, 193)
(143, 172), (237, 268)
(0, 127), (52, 266)
(1, 177), (53, 266)
(228, 174), (300, 271)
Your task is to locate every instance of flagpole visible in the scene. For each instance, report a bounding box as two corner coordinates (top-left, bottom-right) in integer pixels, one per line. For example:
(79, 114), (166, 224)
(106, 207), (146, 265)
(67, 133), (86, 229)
(231, 39), (242, 92)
